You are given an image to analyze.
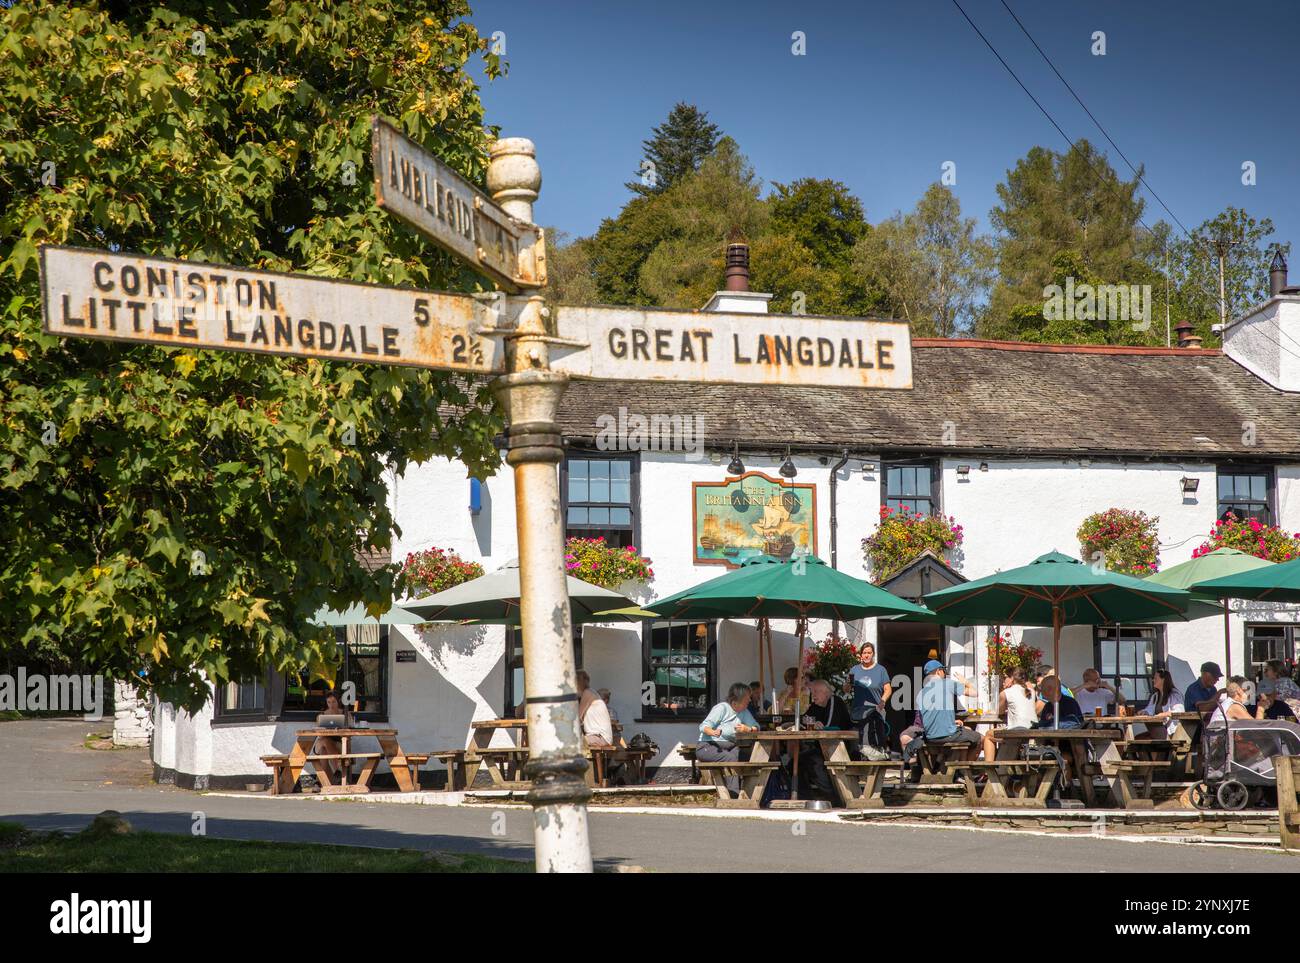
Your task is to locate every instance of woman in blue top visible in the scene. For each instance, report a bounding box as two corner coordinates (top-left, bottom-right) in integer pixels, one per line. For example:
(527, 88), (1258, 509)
(697, 683), (760, 795)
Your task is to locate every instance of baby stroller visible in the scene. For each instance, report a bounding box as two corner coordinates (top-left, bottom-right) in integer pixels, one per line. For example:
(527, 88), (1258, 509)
(1190, 701), (1300, 810)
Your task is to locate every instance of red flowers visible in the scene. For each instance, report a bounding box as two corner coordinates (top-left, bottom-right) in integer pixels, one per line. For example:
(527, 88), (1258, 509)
(863, 507), (964, 582)
(400, 547), (484, 596)
(1077, 508), (1161, 576)
(563, 537), (653, 589)
(1194, 512), (1300, 563)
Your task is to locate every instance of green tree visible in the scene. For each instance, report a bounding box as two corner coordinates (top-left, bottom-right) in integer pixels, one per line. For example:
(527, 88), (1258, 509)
(625, 101), (720, 196)
(0, 1), (505, 711)
(983, 140), (1145, 336)
(854, 184), (992, 337)
(1170, 208), (1290, 338)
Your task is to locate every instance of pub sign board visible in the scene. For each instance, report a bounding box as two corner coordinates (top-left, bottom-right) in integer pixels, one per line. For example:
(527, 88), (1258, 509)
(553, 305), (912, 389)
(40, 246), (505, 375)
(692, 471), (817, 568)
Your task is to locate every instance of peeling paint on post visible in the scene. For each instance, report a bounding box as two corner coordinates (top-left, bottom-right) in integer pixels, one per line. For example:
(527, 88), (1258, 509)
(487, 138), (594, 874)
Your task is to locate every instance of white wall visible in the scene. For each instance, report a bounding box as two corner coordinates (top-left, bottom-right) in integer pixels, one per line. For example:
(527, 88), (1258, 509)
(156, 445), (1300, 778)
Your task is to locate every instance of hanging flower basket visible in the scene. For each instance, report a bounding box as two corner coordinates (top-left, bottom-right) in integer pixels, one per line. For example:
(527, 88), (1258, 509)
(1192, 512), (1300, 563)
(1077, 508), (1160, 576)
(862, 505), (963, 583)
(399, 547), (484, 597)
(802, 634), (860, 689)
(986, 631), (1042, 679)
(564, 536), (653, 590)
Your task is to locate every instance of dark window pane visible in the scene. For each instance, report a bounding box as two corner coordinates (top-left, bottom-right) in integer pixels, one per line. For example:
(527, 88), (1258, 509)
(609, 507), (631, 527)
(568, 507), (588, 526)
(589, 507), (609, 526)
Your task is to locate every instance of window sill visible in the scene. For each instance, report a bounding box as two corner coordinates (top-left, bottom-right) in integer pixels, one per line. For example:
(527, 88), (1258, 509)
(210, 715), (274, 728)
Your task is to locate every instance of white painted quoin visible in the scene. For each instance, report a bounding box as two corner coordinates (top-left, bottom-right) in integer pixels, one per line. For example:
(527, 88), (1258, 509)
(150, 282), (1300, 786)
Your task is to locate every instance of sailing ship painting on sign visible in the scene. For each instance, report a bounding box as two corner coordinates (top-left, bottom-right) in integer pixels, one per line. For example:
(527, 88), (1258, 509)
(692, 472), (817, 567)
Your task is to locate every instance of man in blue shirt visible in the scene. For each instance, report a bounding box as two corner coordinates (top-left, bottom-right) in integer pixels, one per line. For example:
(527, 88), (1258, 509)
(846, 642), (892, 757)
(917, 659), (979, 749)
(1184, 662), (1222, 714)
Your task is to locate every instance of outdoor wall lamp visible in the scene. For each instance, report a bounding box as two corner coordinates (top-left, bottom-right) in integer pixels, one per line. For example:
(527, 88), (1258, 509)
(1181, 476), (1200, 495)
(727, 444), (745, 476)
(956, 464), (971, 478)
(860, 462), (877, 477)
(779, 448), (798, 479)
(979, 462), (989, 472)
(709, 450), (722, 465)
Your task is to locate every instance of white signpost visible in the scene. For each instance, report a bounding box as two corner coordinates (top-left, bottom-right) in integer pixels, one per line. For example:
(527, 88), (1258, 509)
(41, 246), (505, 375)
(371, 117), (545, 293)
(38, 116), (916, 875)
(553, 305), (912, 388)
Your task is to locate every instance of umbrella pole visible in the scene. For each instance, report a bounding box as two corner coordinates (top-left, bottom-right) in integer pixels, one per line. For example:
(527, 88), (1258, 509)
(792, 616), (807, 801)
(1053, 605), (1062, 729)
(757, 618), (765, 706)
(1222, 598), (1232, 678)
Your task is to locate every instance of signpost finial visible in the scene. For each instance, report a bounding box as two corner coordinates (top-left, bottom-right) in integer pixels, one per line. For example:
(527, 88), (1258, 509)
(487, 138), (541, 224)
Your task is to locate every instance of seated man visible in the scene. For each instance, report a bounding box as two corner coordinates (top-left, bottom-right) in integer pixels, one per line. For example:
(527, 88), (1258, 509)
(581, 683), (614, 748)
(749, 680), (771, 715)
(1035, 665), (1073, 699)
(1074, 668), (1122, 717)
(1034, 676), (1085, 729)
(797, 679), (853, 800)
(1184, 661), (1223, 714)
(917, 659), (981, 759)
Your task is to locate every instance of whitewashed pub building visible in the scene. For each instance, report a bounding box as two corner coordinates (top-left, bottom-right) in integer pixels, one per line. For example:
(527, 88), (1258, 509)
(149, 251), (1300, 788)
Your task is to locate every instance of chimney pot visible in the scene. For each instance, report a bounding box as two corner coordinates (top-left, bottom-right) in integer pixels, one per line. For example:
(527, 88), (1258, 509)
(1270, 248), (1289, 298)
(1174, 321), (1200, 349)
(724, 241), (750, 292)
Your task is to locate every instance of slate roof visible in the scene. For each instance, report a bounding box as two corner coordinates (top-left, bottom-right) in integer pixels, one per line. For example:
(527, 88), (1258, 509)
(553, 339), (1300, 460)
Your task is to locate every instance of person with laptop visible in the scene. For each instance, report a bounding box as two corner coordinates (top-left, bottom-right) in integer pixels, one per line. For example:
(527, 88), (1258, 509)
(312, 690), (346, 781)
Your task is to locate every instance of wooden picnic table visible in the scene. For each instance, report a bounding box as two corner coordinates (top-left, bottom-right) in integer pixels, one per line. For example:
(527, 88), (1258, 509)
(1088, 713), (1197, 778)
(959, 714), (1004, 728)
(287, 727), (416, 794)
(468, 718), (531, 787)
(736, 729), (861, 807)
(992, 728), (1122, 807)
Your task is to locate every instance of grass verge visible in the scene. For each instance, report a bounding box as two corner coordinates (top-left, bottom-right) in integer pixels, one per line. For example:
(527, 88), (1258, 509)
(0, 820), (530, 873)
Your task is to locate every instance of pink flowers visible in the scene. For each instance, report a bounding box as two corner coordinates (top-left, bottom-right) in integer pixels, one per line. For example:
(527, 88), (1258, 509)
(1077, 508), (1161, 576)
(1193, 512), (1300, 563)
(563, 537), (653, 589)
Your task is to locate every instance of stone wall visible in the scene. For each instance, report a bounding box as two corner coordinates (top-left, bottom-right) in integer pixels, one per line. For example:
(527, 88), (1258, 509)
(112, 680), (152, 747)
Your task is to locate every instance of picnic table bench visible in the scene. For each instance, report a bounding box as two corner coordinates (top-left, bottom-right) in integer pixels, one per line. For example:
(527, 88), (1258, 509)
(698, 760), (780, 807)
(271, 727), (418, 794)
(471, 746), (531, 787)
(678, 743), (700, 784)
(944, 760), (1058, 807)
(432, 749), (474, 791)
(911, 738), (978, 785)
(824, 760), (896, 808)
(586, 744), (655, 787)
(1100, 759), (1166, 809)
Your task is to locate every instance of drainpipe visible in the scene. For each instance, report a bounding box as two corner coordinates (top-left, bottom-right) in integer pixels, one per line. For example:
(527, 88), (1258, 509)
(829, 448), (850, 638)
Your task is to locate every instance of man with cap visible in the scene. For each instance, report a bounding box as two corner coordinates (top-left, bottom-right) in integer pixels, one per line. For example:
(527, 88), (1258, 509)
(917, 658), (980, 754)
(1185, 662), (1223, 715)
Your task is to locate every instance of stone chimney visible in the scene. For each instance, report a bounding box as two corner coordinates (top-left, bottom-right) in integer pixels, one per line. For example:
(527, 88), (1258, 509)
(1174, 321), (1202, 349)
(1221, 250), (1300, 391)
(702, 234), (773, 314)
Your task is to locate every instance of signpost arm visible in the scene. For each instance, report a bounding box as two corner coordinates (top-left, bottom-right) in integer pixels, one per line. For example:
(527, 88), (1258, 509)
(487, 139), (593, 873)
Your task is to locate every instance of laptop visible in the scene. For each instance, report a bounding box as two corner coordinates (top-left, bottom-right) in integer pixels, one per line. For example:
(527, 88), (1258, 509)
(315, 713), (347, 729)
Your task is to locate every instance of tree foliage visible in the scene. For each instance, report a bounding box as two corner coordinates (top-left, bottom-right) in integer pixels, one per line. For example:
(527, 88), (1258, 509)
(853, 183), (992, 337)
(625, 101), (720, 197)
(0, 1), (505, 710)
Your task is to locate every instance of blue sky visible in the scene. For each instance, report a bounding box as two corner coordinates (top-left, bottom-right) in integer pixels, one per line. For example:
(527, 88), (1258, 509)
(465, 0), (1297, 256)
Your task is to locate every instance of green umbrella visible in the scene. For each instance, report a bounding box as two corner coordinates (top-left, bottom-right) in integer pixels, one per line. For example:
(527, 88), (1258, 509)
(923, 551), (1192, 726)
(403, 558), (641, 625)
(310, 602), (424, 626)
(1192, 554), (1300, 604)
(652, 554), (932, 799)
(1146, 548), (1277, 676)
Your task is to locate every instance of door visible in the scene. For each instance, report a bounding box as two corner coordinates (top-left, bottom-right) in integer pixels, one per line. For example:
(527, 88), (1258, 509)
(878, 621), (945, 750)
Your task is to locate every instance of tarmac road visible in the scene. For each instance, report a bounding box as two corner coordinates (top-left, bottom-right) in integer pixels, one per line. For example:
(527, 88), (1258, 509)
(2, 719), (1298, 873)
